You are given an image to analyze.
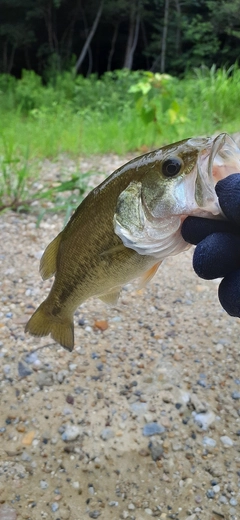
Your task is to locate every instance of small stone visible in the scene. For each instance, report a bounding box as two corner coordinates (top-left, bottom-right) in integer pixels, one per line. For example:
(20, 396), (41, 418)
(18, 361), (32, 378)
(212, 485), (220, 493)
(232, 391), (240, 399)
(62, 425), (81, 442)
(100, 428), (114, 440)
(122, 512), (129, 519)
(206, 489), (215, 498)
(51, 503), (59, 512)
(72, 481), (80, 489)
(66, 394), (74, 405)
(57, 370), (68, 383)
(89, 511), (101, 518)
(21, 451), (31, 461)
(229, 498), (238, 506)
(219, 495), (228, 504)
(145, 508), (153, 515)
(220, 435), (233, 447)
(128, 503), (135, 510)
(142, 423), (165, 436)
(22, 431), (35, 446)
(36, 372), (54, 388)
(202, 436), (216, 447)
(94, 320), (108, 331)
(40, 480), (48, 489)
(148, 442), (163, 461)
(108, 501), (118, 506)
(193, 411), (215, 429)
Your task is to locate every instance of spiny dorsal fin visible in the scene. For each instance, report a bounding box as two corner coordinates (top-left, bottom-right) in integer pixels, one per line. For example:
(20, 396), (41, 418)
(40, 232), (62, 280)
(138, 261), (162, 289)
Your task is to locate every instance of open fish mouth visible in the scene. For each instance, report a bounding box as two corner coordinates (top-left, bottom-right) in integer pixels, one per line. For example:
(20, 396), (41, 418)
(173, 133), (240, 217)
(209, 133), (240, 182)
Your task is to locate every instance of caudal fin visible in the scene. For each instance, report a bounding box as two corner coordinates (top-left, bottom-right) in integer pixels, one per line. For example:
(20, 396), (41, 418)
(25, 302), (74, 351)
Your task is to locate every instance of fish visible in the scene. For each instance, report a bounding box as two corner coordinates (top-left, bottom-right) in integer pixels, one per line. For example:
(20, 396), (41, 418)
(25, 133), (240, 350)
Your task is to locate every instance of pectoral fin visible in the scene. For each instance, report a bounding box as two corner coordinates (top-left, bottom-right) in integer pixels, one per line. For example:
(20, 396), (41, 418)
(100, 244), (126, 257)
(138, 261), (162, 289)
(40, 232), (63, 280)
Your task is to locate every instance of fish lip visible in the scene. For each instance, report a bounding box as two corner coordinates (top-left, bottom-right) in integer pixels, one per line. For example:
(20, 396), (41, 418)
(195, 132), (239, 216)
(208, 133), (226, 181)
(208, 132), (240, 182)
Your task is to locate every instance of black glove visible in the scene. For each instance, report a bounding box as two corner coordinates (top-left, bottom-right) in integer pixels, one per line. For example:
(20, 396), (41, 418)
(181, 174), (240, 317)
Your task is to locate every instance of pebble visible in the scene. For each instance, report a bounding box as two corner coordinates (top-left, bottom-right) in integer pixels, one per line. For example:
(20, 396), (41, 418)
(219, 495), (228, 504)
(100, 428), (114, 440)
(61, 425), (81, 441)
(142, 423), (165, 436)
(40, 480), (48, 489)
(220, 435), (233, 447)
(148, 442), (163, 461)
(212, 485), (220, 493)
(229, 498), (238, 506)
(36, 372), (54, 388)
(22, 431), (35, 446)
(232, 391), (240, 399)
(193, 411), (215, 429)
(18, 361), (32, 378)
(128, 503), (135, 510)
(202, 436), (217, 447)
(51, 502), (59, 512)
(89, 511), (101, 518)
(206, 489), (215, 498)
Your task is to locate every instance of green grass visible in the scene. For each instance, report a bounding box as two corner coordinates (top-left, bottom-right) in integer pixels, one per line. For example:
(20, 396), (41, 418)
(0, 66), (240, 214)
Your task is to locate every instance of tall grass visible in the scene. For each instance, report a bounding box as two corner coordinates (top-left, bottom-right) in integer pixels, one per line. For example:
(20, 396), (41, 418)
(0, 66), (240, 212)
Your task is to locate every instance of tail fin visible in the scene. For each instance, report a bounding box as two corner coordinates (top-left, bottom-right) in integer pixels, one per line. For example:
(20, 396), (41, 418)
(25, 302), (74, 351)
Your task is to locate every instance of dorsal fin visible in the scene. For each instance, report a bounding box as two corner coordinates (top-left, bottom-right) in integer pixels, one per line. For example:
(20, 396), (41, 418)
(40, 232), (63, 280)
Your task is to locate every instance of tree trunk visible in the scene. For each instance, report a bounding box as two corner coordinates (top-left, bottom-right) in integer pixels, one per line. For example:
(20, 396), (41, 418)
(75, 0), (104, 74)
(107, 22), (119, 71)
(174, 0), (181, 55)
(160, 0), (170, 73)
(123, 0), (140, 70)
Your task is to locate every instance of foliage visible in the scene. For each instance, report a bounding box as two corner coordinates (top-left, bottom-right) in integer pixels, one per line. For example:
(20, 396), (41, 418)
(0, 66), (240, 215)
(0, 0), (240, 76)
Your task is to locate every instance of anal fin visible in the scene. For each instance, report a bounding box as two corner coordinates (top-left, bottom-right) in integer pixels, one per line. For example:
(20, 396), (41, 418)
(138, 261), (162, 289)
(40, 232), (63, 280)
(98, 288), (121, 305)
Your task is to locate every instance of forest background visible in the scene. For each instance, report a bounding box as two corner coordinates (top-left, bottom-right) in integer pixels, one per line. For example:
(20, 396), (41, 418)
(0, 0), (240, 213)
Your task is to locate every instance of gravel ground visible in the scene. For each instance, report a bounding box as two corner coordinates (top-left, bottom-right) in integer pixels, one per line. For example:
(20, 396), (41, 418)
(0, 152), (240, 520)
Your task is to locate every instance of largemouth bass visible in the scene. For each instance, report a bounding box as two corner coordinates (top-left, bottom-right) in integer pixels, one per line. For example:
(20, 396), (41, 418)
(25, 133), (240, 350)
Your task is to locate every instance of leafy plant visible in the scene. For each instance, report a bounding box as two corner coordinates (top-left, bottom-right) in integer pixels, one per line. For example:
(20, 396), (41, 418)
(129, 71), (187, 136)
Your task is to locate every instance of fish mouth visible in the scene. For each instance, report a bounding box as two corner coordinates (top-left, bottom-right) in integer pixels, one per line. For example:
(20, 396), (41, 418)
(195, 133), (240, 215)
(209, 132), (240, 182)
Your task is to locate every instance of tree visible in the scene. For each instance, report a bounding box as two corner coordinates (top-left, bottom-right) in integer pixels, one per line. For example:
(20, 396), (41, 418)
(74, 0), (104, 74)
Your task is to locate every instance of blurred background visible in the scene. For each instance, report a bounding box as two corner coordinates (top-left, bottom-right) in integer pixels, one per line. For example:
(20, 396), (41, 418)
(0, 0), (240, 213)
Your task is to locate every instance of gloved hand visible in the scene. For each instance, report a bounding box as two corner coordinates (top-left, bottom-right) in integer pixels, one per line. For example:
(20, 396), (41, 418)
(181, 174), (240, 317)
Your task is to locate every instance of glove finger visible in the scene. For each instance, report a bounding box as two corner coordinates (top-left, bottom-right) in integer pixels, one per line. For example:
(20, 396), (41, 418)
(181, 216), (236, 245)
(192, 232), (240, 280)
(216, 174), (240, 225)
(218, 269), (240, 317)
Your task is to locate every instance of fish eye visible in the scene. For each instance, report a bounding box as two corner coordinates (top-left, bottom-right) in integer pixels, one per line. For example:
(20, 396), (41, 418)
(162, 157), (182, 177)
